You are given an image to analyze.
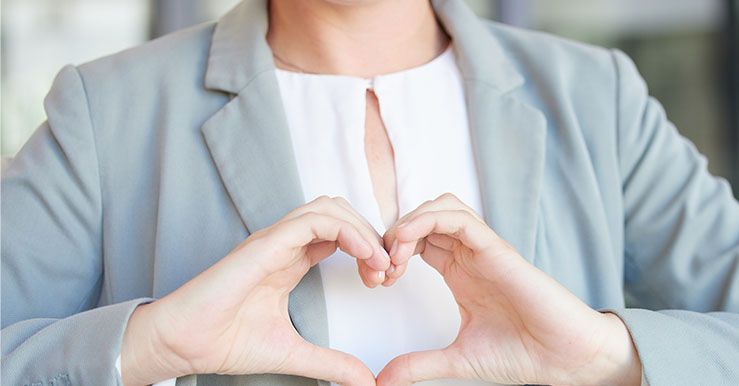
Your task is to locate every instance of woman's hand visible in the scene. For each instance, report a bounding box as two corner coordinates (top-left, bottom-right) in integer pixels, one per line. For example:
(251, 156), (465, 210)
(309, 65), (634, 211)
(377, 193), (642, 386)
(121, 196), (389, 386)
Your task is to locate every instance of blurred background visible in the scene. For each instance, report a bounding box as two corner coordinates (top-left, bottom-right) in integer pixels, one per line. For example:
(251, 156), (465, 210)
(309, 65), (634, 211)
(1, 0), (738, 197)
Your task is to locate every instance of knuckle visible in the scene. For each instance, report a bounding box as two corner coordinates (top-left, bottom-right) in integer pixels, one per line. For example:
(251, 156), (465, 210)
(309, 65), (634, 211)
(417, 211), (434, 221)
(438, 192), (459, 201)
(332, 196), (350, 205)
(453, 209), (471, 217)
(297, 210), (321, 221)
(313, 195), (332, 206)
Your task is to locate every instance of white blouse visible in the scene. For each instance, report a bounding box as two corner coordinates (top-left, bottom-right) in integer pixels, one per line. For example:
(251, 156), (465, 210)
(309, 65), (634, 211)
(276, 45), (491, 386)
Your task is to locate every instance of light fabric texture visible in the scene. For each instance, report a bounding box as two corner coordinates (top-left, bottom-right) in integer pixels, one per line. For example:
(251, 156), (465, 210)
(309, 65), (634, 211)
(2, 0), (738, 385)
(276, 46), (487, 382)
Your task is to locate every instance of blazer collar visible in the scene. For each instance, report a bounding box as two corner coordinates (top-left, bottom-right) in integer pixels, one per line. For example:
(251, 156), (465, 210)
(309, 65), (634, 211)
(432, 0), (524, 92)
(204, 0), (273, 93)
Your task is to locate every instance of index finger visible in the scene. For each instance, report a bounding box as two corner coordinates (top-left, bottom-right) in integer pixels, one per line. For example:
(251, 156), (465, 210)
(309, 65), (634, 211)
(272, 212), (375, 266)
(390, 210), (497, 266)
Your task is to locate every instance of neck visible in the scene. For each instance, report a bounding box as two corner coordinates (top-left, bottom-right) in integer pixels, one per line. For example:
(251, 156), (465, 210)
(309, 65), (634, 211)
(266, 0), (450, 77)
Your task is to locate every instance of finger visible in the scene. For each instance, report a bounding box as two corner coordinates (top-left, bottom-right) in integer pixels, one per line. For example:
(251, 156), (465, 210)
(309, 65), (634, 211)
(273, 212), (374, 266)
(432, 192), (485, 222)
(290, 196), (390, 271)
(358, 259), (384, 288)
(426, 233), (458, 252)
(386, 193), (483, 239)
(332, 197), (391, 271)
(305, 240), (339, 262)
(381, 238), (420, 284)
(390, 240), (450, 279)
(395, 210), (494, 253)
(384, 193), (482, 264)
(387, 238), (424, 266)
(417, 241), (454, 275)
(326, 197), (391, 286)
(357, 259), (386, 287)
(376, 349), (459, 386)
(286, 342), (376, 386)
(385, 260), (407, 280)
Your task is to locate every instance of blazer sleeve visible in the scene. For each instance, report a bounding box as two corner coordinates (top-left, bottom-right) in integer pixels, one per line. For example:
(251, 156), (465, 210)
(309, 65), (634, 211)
(607, 50), (739, 384)
(1, 65), (153, 386)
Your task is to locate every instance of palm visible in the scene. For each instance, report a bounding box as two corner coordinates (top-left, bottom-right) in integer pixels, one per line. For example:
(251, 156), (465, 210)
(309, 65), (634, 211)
(423, 238), (606, 385)
(210, 250), (315, 374)
(154, 242), (313, 374)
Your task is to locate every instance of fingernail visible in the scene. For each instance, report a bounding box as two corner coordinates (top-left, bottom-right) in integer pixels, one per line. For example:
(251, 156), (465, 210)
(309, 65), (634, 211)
(386, 264), (395, 276)
(380, 246), (390, 262)
(377, 270), (385, 282)
(389, 239), (398, 257)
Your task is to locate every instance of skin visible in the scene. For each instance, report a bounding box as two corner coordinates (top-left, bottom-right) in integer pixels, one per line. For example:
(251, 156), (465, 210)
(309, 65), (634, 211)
(364, 90), (399, 231)
(121, 1), (642, 385)
(266, 0), (449, 77)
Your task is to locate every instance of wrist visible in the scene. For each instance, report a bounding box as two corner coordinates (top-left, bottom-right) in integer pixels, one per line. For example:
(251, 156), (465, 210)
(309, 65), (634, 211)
(574, 312), (642, 386)
(121, 302), (189, 386)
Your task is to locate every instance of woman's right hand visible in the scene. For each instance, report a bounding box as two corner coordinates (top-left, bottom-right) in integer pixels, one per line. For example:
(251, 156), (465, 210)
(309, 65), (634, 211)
(120, 196), (390, 386)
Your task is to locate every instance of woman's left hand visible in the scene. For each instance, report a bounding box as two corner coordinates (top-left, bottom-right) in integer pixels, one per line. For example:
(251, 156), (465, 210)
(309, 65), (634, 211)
(377, 193), (642, 386)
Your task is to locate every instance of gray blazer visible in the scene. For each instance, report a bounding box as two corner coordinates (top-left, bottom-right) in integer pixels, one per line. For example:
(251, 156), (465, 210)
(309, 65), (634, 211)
(2, 0), (738, 385)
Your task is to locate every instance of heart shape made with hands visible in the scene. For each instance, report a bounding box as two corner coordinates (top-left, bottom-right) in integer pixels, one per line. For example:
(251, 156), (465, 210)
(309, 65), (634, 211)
(132, 194), (638, 386)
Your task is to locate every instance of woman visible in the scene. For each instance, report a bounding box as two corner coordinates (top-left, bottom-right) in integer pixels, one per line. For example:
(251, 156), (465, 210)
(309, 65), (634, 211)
(2, 0), (738, 385)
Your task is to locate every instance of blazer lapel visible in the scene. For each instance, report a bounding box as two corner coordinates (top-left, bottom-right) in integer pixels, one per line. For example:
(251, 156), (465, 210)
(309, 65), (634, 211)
(197, 1), (327, 384)
(434, 0), (547, 261)
(200, 77), (305, 235)
(465, 84), (547, 262)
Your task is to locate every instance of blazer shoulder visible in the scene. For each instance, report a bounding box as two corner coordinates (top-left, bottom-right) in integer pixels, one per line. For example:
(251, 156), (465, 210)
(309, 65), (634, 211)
(480, 20), (617, 77)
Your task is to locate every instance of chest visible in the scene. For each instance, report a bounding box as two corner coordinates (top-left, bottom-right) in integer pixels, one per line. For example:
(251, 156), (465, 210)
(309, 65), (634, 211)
(364, 90), (399, 228)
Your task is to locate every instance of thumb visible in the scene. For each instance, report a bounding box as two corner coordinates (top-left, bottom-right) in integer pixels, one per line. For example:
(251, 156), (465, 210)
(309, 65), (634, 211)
(376, 350), (458, 386)
(285, 342), (376, 386)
